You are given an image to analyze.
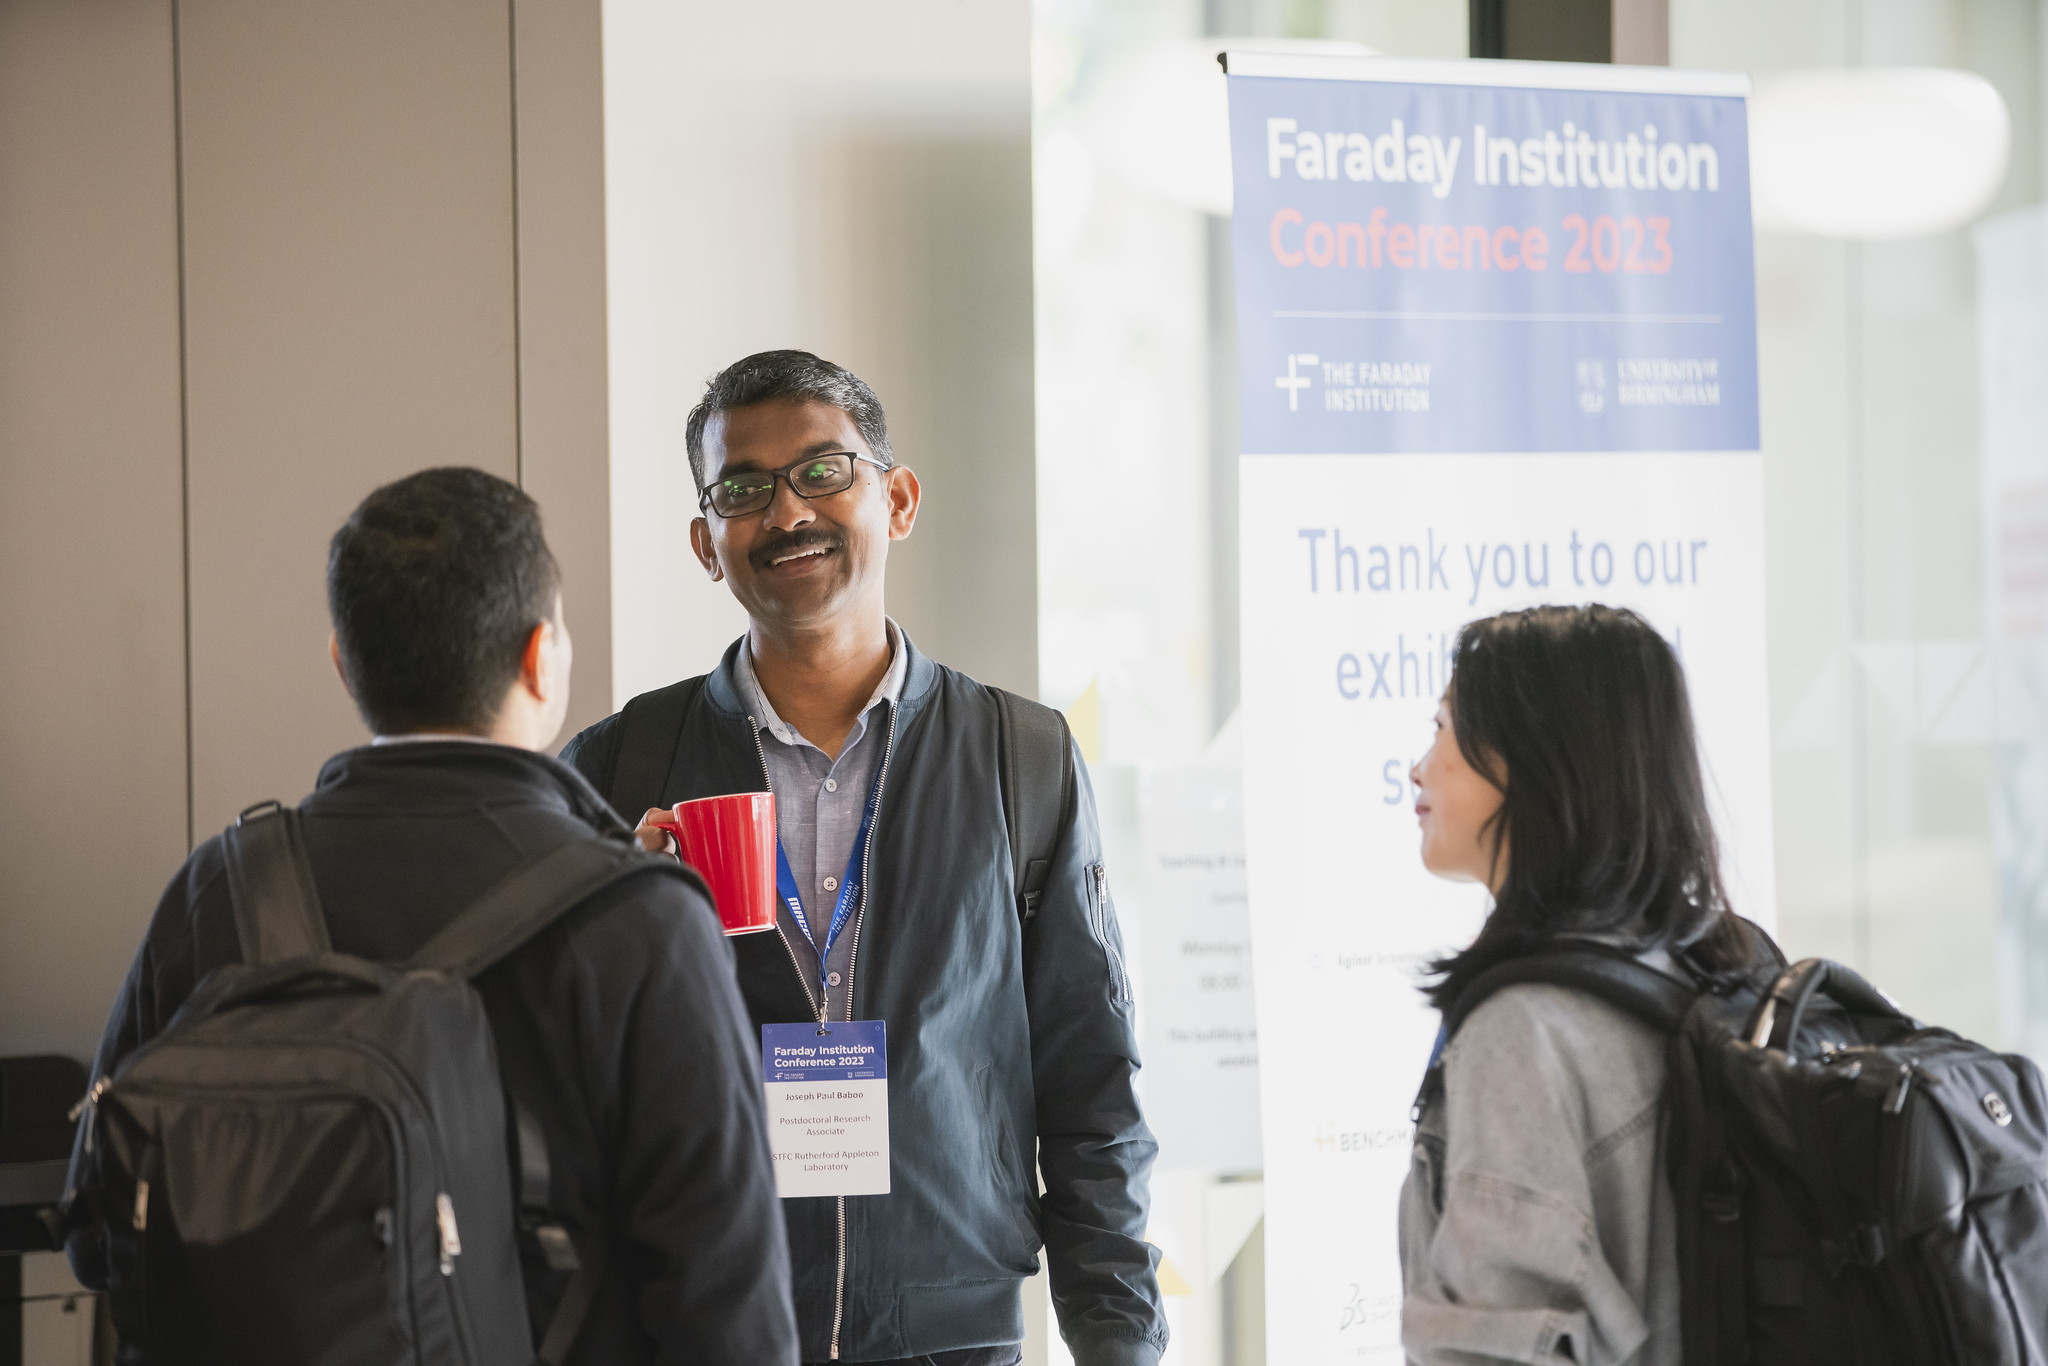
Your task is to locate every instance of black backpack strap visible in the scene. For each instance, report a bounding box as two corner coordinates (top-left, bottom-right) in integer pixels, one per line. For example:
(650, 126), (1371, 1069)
(993, 689), (1076, 926)
(510, 1095), (608, 1366)
(407, 837), (687, 1364)
(221, 801), (332, 964)
(602, 677), (704, 823)
(407, 837), (683, 979)
(1414, 946), (1699, 1122)
(1445, 946), (1698, 1039)
(534, 1226), (610, 1366)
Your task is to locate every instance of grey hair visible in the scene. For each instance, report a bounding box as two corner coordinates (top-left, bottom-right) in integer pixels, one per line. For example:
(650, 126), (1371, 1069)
(683, 350), (893, 492)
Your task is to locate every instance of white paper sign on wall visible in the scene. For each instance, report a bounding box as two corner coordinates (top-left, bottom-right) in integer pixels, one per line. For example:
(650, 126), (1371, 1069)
(1138, 766), (1263, 1174)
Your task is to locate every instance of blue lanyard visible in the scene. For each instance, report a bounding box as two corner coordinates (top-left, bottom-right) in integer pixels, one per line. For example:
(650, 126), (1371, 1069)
(774, 760), (884, 997)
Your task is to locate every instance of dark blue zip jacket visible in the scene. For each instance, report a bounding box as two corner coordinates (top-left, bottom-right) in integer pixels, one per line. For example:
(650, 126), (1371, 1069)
(562, 635), (1166, 1366)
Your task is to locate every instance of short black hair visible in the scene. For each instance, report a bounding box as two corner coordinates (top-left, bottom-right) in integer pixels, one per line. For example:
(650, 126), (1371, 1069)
(683, 350), (893, 492)
(327, 467), (560, 735)
(1424, 604), (1746, 1010)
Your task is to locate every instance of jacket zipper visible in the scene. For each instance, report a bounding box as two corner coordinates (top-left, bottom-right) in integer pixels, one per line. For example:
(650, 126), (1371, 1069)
(1093, 865), (1133, 1002)
(828, 699), (897, 1361)
(751, 718), (821, 1021)
(841, 700), (896, 1027)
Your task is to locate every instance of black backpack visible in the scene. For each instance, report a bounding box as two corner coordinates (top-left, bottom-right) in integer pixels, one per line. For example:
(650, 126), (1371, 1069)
(597, 676), (1074, 926)
(69, 802), (678, 1365)
(1421, 938), (2048, 1364)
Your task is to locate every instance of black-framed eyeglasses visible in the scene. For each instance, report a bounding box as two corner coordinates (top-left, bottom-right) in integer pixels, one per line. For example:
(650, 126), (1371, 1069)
(697, 451), (890, 518)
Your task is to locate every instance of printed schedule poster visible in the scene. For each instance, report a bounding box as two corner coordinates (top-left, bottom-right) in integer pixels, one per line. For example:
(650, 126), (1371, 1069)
(1224, 54), (1774, 1362)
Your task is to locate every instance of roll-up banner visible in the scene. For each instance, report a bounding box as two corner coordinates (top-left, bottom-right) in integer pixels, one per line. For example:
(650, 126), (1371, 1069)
(1225, 55), (1772, 1361)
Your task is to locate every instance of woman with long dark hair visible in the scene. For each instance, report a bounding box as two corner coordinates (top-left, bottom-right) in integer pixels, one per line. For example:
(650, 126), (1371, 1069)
(1398, 604), (1771, 1366)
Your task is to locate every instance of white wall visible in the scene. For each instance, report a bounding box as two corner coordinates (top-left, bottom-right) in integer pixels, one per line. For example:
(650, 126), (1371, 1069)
(602, 0), (1038, 701)
(1672, 0), (2043, 1042)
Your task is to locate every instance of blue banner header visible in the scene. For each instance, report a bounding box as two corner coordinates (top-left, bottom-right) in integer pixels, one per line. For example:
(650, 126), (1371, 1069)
(1228, 70), (1759, 453)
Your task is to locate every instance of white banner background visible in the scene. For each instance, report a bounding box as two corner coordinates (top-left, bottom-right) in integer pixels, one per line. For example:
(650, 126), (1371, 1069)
(1240, 451), (1775, 1360)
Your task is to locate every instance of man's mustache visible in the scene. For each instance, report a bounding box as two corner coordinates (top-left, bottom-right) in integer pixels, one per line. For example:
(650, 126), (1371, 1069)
(750, 528), (844, 571)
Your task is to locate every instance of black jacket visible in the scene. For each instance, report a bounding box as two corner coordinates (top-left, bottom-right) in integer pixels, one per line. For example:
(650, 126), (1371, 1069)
(563, 636), (1167, 1366)
(68, 741), (798, 1366)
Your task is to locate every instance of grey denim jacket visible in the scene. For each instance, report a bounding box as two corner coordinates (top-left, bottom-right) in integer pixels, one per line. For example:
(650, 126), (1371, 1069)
(1398, 978), (1681, 1366)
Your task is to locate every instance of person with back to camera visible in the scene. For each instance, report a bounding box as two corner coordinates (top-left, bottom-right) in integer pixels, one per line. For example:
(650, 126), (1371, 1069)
(66, 468), (798, 1364)
(1399, 604), (1780, 1366)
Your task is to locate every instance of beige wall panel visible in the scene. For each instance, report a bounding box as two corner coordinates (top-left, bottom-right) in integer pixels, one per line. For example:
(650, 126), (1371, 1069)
(0, 0), (188, 1058)
(514, 0), (614, 742)
(179, 0), (519, 829)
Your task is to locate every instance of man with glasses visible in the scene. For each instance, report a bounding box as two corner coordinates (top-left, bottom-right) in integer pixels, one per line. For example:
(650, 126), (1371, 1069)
(562, 351), (1166, 1366)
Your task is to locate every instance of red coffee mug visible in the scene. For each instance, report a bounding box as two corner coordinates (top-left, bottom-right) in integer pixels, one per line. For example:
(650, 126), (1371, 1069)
(648, 793), (779, 936)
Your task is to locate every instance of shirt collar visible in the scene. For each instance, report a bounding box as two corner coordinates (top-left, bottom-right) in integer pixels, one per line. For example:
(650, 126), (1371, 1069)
(311, 738), (628, 835)
(370, 731), (502, 747)
(736, 619), (907, 751)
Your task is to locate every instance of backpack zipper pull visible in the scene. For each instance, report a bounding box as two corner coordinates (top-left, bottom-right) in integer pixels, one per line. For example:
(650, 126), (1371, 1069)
(132, 1179), (149, 1231)
(59, 1077), (114, 1213)
(71, 1076), (110, 1156)
(68, 1076), (108, 1124)
(1885, 1062), (1915, 1115)
(436, 1193), (461, 1275)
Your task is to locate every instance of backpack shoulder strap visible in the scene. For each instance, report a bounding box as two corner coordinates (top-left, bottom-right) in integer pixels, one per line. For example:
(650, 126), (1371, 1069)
(1413, 946), (1699, 1125)
(603, 676), (705, 822)
(416, 840), (674, 1364)
(221, 801), (332, 964)
(993, 689), (1076, 926)
(506, 1093), (613, 1365)
(407, 837), (692, 979)
(534, 1226), (611, 1366)
(1446, 946), (1699, 1041)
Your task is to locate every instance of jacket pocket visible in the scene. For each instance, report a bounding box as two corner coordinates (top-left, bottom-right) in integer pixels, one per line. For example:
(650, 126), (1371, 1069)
(1087, 864), (1134, 1005)
(976, 1064), (1039, 1255)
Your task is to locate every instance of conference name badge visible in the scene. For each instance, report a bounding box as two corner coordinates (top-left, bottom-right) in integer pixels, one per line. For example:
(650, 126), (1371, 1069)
(761, 1020), (890, 1198)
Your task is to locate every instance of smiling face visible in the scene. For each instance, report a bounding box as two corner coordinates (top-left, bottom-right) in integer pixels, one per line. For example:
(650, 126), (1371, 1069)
(687, 399), (918, 631)
(1410, 696), (1508, 892)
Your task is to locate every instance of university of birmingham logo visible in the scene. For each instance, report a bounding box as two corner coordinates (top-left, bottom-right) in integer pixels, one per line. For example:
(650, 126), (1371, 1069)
(1576, 358), (1606, 413)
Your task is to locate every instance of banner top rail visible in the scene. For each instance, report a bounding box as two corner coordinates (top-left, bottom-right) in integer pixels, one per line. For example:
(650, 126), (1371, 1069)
(1221, 51), (1751, 99)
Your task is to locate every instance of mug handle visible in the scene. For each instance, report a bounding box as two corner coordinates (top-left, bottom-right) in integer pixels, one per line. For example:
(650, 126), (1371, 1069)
(643, 814), (685, 860)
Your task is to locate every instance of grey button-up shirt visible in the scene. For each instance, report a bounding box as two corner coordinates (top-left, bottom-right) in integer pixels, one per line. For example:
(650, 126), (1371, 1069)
(734, 619), (907, 1021)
